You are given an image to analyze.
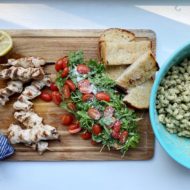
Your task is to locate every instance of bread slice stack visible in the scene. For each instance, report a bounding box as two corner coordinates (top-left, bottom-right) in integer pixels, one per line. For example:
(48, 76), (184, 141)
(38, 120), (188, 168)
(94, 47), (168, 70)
(99, 28), (158, 109)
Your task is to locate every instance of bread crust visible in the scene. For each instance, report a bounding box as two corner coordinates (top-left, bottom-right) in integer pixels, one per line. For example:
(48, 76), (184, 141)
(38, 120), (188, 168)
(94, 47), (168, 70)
(116, 51), (158, 89)
(123, 79), (154, 109)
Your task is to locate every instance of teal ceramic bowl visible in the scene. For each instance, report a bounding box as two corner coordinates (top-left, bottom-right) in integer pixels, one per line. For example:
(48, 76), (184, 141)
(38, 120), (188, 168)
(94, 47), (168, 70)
(150, 42), (190, 169)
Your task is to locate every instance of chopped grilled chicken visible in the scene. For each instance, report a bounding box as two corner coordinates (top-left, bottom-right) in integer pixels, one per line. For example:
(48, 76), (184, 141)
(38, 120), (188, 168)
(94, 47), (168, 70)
(13, 75), (51, 111)
(36, 141), (49, 154)
(14, 111), (43, 129)
(2, 57), (46, 68)
(0, 66), (44, 82)
(8, 124), (59, 145)
(0, 81), (23, 106)
(13, 95), (34, 111)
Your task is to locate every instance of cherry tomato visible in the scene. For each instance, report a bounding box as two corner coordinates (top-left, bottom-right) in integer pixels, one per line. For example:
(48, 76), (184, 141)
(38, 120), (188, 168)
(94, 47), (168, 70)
(82, 93), (94, 102)
(119, 131), (128, 144)
(113, 120), (122, 133)
(55, 57), (68, 72)
(111, 130), (120, 139)
(77, 64), (90, 74)
(61, 67), (69, 78)
(67, 102), (76, 111)
(87, 108), (101, 120)
(91, 140), (97, 145)
(92, 124), (102, 135)
(63, 84), (71, 99)
(81, 132), (92, 140)
(61, 114), (74, 125)
(50, 83), (58, 91)
(40, 92), (52, 102)
(104, 106), (114, 117)
(52, 91), (62, 105)
(66, 79), (76, 91)
(55, 60), (63, 72)
(78, 79), (92, 94)
(96, 92), (110, 102)
(68, 123), (81, 134)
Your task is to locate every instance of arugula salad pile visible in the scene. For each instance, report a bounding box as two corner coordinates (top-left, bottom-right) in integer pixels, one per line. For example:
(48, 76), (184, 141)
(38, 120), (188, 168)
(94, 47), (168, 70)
(55, 51), (140, 155)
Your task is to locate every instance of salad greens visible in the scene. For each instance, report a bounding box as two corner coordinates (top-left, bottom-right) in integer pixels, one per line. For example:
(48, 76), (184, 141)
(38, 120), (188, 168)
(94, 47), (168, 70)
(56, 50), (140, 156)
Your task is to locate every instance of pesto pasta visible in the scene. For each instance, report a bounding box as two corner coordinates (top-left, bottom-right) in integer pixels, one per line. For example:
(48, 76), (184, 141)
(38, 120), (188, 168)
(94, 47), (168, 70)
(156, 59), (190, 137)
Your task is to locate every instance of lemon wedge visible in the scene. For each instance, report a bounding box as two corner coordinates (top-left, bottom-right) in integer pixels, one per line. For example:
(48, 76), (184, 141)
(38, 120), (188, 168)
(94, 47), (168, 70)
(0, 31), (13, 56)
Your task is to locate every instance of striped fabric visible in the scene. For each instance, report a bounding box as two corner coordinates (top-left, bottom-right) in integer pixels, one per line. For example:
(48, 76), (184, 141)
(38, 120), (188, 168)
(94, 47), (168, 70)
(0, 134), (14, 160)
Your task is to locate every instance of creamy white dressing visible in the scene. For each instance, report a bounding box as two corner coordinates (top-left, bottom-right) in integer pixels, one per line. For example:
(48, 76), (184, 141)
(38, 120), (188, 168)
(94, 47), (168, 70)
(73, 67), (83, 82)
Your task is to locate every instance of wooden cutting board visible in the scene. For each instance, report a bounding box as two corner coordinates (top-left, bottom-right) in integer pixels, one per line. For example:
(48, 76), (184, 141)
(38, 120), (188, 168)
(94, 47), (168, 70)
(0, 29), (155, 161)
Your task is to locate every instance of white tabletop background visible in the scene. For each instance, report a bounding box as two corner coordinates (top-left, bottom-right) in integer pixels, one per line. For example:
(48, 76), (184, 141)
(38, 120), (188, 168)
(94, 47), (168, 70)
(0, 0), (190, 189)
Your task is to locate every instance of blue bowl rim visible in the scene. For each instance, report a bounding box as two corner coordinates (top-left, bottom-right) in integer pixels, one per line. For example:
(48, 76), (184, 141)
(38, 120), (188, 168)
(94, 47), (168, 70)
(150, 41), (190, 169)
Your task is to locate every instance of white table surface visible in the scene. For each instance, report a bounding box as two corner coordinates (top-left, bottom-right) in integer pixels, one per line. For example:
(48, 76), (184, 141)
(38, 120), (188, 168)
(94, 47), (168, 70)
(0, 0), (190, 189)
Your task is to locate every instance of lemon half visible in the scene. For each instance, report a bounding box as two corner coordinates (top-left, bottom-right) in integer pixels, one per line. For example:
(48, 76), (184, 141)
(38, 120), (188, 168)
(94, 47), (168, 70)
(0, 31), (13, 56)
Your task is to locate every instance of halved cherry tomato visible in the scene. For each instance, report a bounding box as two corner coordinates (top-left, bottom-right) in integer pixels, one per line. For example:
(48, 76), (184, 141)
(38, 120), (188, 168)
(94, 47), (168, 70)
(82, 93), (94, 102)
(87, 108), (101, 120)
(68, 123), (81, 134)
(111, 130), (120, 139)
(67, 102), (76, 111)
(61, 114), (74, 125)
(77, 64), (90, 74)
(50, 83), (58, 91)
(52, 91), (62, 105)
(66, 79), (76, 91)
(55, 60), (63, 72)
(55, 57), (68, 72)
(61, 67), (69, 78)
(78, 79), (92, 94)
(40, 92), (52, 102)
(92, 124), (102, 135)
(81, 132), (92, 140)
(63, 84), (71, 99)
(104, 106), (114, 117)
(113, 120), (122, 133)
(119, 131), (128, 144)
(96, 92), (110, 102)
(91, 140), (97, 145)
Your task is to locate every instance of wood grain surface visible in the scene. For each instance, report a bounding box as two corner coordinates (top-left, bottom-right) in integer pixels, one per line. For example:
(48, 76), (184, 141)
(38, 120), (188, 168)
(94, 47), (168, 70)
(0, 29), (155, 161)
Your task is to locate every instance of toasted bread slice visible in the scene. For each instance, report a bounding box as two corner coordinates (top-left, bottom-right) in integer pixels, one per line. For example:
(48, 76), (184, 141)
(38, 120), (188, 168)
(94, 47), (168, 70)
(99, 28), (135, 65)
(100, 28), (135, 43)
(116, 51), (158, 89)
(106, 65), (128, 80)
(101, 41), (151, 65)
(123, 79), (154, 109)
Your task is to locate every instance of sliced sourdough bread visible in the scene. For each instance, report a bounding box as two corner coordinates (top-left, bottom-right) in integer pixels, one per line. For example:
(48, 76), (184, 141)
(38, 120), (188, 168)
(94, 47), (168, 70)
(99, 28), (135, 65)
(123, 79), (154, 109)
(116, 51), (158, 89)
(101, 41), (151, 65)
(99, 28), (135, 43)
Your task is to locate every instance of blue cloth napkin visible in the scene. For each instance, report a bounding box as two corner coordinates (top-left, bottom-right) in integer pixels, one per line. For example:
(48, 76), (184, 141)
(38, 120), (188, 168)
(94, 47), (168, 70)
(0, 134), (14, 160)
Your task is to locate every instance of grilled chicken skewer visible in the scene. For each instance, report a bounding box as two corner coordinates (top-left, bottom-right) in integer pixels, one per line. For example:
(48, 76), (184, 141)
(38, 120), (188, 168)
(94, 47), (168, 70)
(11, 110), (59, 153)
(9, 75), (57, 153)
(14, 111), (43, 128)
(0, 66), (44, 82)
(2, 57), (46, 68)
(0, 81), (23, 106)
(13, 75), (51, 111)
(8, 124), (59, 145)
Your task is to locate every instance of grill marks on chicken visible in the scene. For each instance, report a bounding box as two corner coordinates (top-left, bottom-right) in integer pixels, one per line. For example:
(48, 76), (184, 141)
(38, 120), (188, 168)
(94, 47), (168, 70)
(8, 124), (59, 145)
(2, 57), (46, 68)
(0, 81), (23, 106)
(0, 57), (59, 154)
(9, 110), (59, 153)
(0, 66), (45, 82)
(13, 76), (51, 111)
(8, 75), (58, 153)
(14, 111), (43, 128)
